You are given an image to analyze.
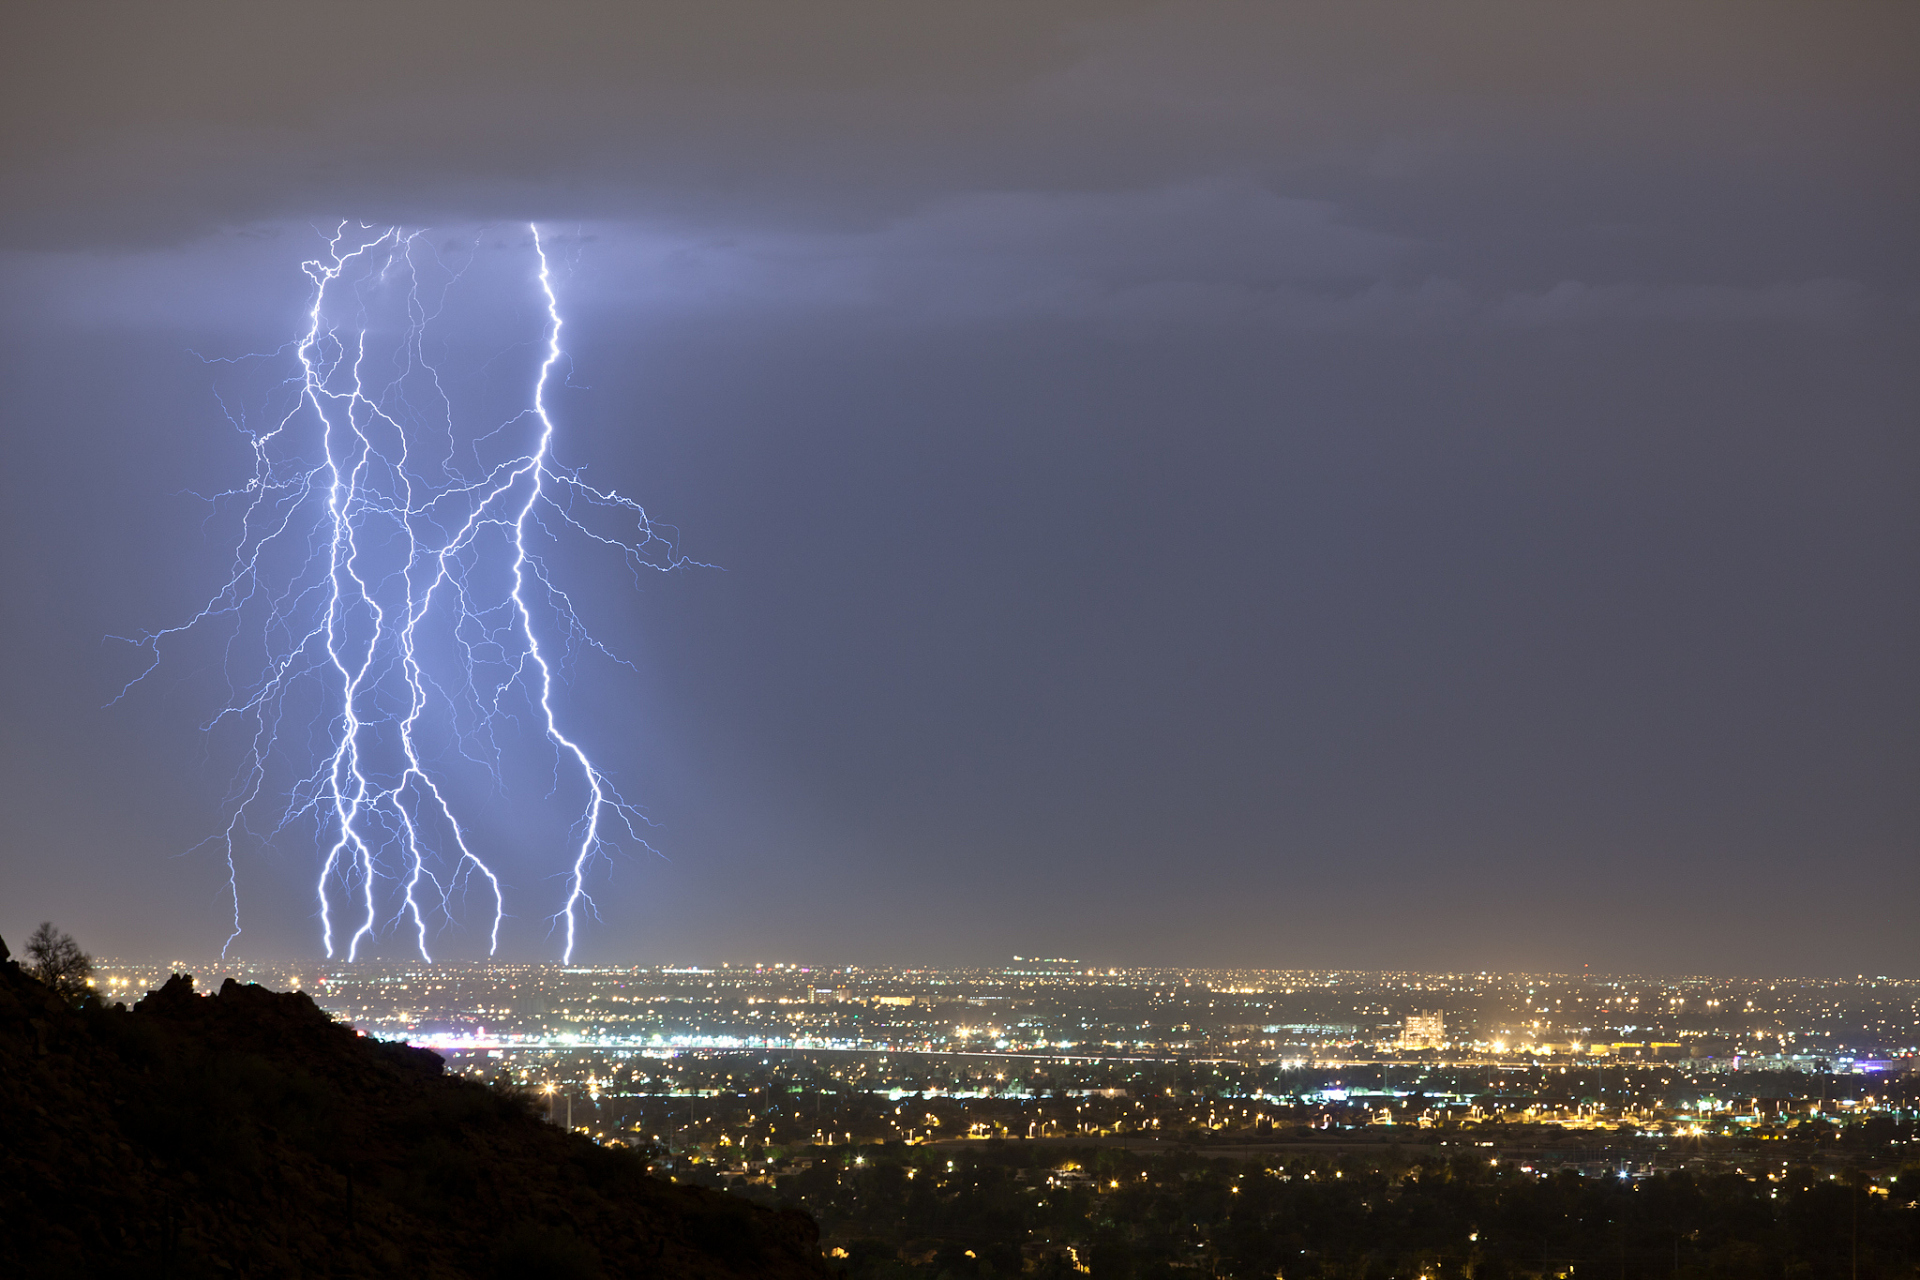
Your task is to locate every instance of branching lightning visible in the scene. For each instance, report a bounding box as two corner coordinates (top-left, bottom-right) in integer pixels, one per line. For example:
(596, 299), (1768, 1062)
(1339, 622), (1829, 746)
(114, 223), (690, 962)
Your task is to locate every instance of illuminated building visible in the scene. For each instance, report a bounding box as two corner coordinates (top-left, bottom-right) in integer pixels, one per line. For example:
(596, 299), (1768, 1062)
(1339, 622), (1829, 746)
(1400, 1012), (1444, 1049)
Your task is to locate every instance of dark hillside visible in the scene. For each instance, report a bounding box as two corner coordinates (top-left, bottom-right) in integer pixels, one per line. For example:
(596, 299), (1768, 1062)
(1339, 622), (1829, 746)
(0, 937), (831, 1278)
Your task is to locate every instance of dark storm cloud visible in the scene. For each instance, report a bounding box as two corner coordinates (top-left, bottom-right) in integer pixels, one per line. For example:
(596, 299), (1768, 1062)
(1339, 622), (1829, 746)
(7, 2), (1915, 255)
(1, 1), (1915, 973)
(0, 195), (1875, 338)
(7, 0), (1911, 332)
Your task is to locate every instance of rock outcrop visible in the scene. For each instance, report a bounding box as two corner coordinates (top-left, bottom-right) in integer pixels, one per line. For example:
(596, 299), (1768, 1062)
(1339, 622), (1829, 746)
(0, 940), (830, 1278)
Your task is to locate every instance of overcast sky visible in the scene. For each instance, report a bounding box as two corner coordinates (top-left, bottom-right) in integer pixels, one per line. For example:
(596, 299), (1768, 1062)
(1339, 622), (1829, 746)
(1, 1), (1914, 974)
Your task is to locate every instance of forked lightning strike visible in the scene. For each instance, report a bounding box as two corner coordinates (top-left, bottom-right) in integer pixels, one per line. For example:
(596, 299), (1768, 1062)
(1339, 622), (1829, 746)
(114, 223), (687, 962)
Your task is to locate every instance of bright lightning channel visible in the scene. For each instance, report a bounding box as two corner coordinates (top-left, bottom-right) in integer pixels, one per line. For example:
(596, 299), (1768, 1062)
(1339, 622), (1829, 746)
(113, 223), (691, 962)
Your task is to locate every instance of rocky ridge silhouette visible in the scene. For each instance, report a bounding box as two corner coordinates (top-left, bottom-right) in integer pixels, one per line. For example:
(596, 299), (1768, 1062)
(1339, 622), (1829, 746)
(0, 933), (831, 1278)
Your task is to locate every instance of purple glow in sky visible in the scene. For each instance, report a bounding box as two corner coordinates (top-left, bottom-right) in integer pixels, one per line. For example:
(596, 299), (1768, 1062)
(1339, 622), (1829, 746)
(1, 1), (1915, 973)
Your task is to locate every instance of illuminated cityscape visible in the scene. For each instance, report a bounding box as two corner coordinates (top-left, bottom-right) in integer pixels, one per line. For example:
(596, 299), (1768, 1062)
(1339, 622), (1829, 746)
(20, 953), (1918, 1276)
(92, 959), (1918, 1163)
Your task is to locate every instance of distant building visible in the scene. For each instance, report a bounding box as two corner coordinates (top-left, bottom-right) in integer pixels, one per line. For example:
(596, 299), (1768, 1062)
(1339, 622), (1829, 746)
(1400, 1012), (1444, 1049)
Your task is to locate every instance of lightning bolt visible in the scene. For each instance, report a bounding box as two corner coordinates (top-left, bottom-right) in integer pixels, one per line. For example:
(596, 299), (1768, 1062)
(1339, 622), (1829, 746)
(113, 222), (691, 962)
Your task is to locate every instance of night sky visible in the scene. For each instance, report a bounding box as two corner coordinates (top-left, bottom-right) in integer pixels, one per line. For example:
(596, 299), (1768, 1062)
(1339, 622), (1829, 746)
(1, 2), (1914, 974)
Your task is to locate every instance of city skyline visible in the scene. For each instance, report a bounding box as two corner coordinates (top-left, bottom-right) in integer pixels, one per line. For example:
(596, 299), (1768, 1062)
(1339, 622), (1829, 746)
(77, 957), (1920, 1060)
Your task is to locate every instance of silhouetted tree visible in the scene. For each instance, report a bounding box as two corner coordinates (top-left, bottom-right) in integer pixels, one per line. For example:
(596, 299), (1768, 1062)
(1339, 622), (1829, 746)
(26, 920), (93, 1003)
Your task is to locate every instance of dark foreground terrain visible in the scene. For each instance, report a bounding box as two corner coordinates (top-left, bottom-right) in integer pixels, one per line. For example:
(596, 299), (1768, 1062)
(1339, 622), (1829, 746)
(0, 940), (830, 1278)
(752, 1137), (1920, 1280)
